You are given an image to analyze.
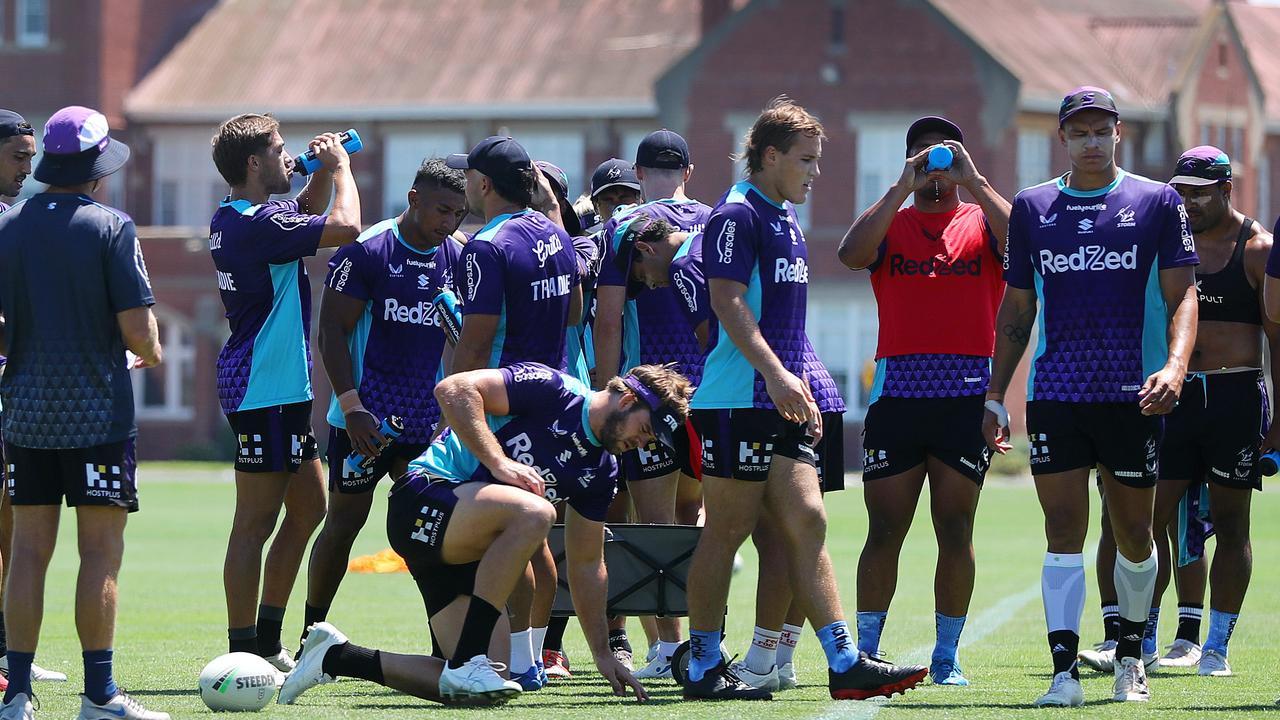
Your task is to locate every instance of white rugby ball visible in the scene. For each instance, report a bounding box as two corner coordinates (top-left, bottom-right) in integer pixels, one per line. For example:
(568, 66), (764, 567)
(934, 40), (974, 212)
(198, 652), (278, 711)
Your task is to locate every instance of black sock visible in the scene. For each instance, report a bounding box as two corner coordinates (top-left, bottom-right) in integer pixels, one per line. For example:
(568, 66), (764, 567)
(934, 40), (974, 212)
(545, 616), (569, 653)
(256, 604), (286, 656)
(229, 625), (258, 654)
(0, 611), (7, 656)
(449, 598), (501, 669)
(1048, 630), (1079, 679)
(322, 642), (384, 684)
(1101, 601), (1120, 643)
(1116, 618), (1143, 661)
(608, 628), (632, 655)
(1176, 604), (1203, 644)
(301, 604), (329, 645)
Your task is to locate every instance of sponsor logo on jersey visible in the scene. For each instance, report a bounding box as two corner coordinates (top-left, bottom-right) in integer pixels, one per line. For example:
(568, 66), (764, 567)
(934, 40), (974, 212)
(512, 365), (554, 383)
(863, 448), (889, 473)
(269, 212), (313, 231)
(533, 234), (564, 268)
(1038, 213), (1058, 227)
(1037, 245), (1137, 274)
(388, 263), (404, 278)
(774, 257), (809, 284)
(1115, 205), (1137, 228)
(329, 257), (353, 291)
(530, 274), (572, 301)
(1065, 203), (1107, 212)
(716, 220), (736, 264)
(1178, 204), (1195, 253)
(464, 253), (482, 302)
(673, 269), (698, 313)
(1077, 218), (1094, 233)
(887, 254), (982, 277)
(217, 270), (238, 292)
(406, 258), (436, 270)
(384, 298), (442, 327)
(418, 273), (430, 289)
(209, 231), (223, 250)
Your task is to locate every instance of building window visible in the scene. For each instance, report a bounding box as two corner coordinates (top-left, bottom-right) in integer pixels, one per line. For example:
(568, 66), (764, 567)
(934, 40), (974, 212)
(854, 123), (908, 216)
(1016, 130), (1051, 192)
(1142, 122), (1166, 168)
(507, 129), (586, 199)
(133, 315), (196, 420)
(381, 131), (465, 217)
(729, 115), (812, 231)
(829, 5), (845, 50)
(16, 0), (48, 48)
(808, 286), (878, 415)
(157, 180), (178, 225)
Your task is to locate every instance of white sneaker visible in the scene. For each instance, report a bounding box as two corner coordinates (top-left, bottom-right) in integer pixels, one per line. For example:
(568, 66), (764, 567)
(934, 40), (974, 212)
(0, 693), (34, 720)
(1033, 671), (1084, 707)
(727, 660), (779, 692)
(645, 642), (659, 664)
(634, 652), (673, 680)
(262, 648), (296, 674)
(1160, 639), (1201, 668)
(0, 656), (67, 682)
(438, 655), (522, 705)
(1078, 640), (1116, 672)
(778, 662), (797, 690)
(77, 692), (170, 720)
(1142, 650), (1160, 672)
(1198, 649), (1232, 677)
(278, 622), (347, 704)
(1112, 656), (1150, 702)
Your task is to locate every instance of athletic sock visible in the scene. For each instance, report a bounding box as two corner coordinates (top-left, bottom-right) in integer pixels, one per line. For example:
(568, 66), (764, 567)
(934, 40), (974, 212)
(545, 616), (569, 653)
(449, 598), (501, 669)
(777, 623), (803, 666)
(1176, 604), (1203, 644)
(322, 642), (384, 683)
(1203, 609), (1239, 657)
(687, 629), (722, 683)
(1042, 553), (1085, 678)
(256, 604), (286, 656)
(510, 629), (535, 674)
(1113, 549), (1157, 661)
(855, 611), (887, 656)
(531, 627), (547, 663)
(1101, 601), (1120, 643)
(0, 611), (7, 656)
(607, 628), (632, 655)
(932, 613), (966, 665)
(302, 603), (329, 645)
(3, 651), (33, 703)
(83, 649), (119, 705)
(657, 640), (680, 661)
(1141, 607), (1160, 656)
(228, 625), (258, 655)
(816, 621), (858, 673)
(743, 626), (780, 674)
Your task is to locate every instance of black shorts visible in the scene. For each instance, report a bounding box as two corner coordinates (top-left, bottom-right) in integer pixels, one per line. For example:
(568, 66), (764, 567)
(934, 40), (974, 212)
(693, 408), (844, 488)
(387, 471), (463, 567)
(225, 401), (319, 474)
(1161, 370), (1267, 490)
(621, 418), (699, 482)
(861, 395), (991, 484)
(1026, 400), (1162, 487)
(5, 438), (139, 512)
(325, 426), (429, 494)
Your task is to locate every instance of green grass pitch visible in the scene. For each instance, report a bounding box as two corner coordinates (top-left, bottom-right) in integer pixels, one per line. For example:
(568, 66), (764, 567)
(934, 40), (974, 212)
(20, 463), (1280, 717)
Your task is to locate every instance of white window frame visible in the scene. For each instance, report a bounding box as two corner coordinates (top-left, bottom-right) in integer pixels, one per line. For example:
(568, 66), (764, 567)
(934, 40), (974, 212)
(1142, 122), (1166, 168)
(807, 283), (879, 416)
(504, 128), (586, 200)
(16, 0), (48, 47)
(151, 128), (227, 226)
(724, 112), (813, 231)
(381, 130), (466, 218)
(1017, 129), (1052, 194)
(847, 112), (922, 218)
(133, 313), (196, 421)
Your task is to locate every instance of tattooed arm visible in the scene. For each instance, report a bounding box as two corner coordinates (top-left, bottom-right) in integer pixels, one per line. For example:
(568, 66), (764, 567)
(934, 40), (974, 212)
(983, 286), (1037, 452)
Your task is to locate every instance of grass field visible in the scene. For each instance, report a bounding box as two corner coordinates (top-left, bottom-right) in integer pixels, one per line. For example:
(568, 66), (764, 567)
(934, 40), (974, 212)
(20, 463), (1280, 718)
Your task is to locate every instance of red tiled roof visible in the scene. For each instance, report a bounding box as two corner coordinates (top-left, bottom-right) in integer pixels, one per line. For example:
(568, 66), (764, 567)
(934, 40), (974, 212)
(1229, 1), (1280, 121)
(126, 0), (698, 121)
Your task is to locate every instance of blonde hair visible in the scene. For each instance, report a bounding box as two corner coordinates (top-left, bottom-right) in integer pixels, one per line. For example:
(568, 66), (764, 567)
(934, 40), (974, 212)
(607, 363), (693, 420)
(740, 95), (825, 175)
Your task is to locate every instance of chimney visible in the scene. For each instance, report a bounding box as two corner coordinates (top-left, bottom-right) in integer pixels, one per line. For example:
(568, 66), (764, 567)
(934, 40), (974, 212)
(702, 0), (732, 36)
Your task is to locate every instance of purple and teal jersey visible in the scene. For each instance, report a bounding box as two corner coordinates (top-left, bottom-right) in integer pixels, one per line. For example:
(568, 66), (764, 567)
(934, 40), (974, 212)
(408, 362), (618, 521)
(565, 232), (602, 385)
(211, 198), (327, 414)
(599, 199), (711, 384)
(323, 218), (463, 443)
(459, 210), (577, 369)
(1005, 170), (1198, 402)
(869, 355), (991, 401)
(692, 181), (845, 414)
(668, 232), (708, 332)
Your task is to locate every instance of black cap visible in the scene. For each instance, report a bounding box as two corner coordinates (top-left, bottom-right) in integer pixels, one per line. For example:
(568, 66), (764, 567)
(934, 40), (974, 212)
(622, 374), (682, 450)
(635, 129), (691, 169)
(590, 158), (641, 197)
(905, 116), (963, 150)
(611, 213), (658, 299)
(446, 136), (532, 186)
(1058, 86), (1119, 126)
(0, 110), (33, 140)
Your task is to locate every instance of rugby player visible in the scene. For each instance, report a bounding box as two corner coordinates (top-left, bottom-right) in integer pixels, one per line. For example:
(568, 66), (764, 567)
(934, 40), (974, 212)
(280, 362), (687, 705)
(299, 158), (467, 645)
(985, 87), (1198, 705)
(837, 116), (1010, 686)
(1146, 147), (1275, 677)
(682, 96), (925, 701)
(209, 114), (362, 670)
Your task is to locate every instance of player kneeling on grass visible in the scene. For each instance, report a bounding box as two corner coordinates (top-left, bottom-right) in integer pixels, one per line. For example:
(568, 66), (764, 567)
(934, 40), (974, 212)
(280, 362), (691, 705)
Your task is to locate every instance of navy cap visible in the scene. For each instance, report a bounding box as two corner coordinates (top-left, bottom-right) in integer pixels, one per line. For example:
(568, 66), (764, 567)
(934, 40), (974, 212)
(590, 158), (641, 197)
(635, 129), (691, 169)
(0, 110), (33, 140)
(446, 136), (532, 187)
(1059, 86), (1119, 125)
(905, 116), (963, 150)
(1170, 146), (1232, 187)
(622, 374), (682, 450)
(535, 160), (569, 198)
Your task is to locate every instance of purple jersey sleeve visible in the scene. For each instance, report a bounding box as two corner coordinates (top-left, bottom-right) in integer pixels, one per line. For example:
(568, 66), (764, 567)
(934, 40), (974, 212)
(459, 240), (506, 316)
(1002, 196), (1034, 289)
(325, 241), (374, 301)
(596, 214), (632, 288)
(500, 363), (567, 415)
(567, 456), (618, 522)
(247, 200), (326, 264)
(105, 221), (156, 312)
(703, 201), (758, 286)
(1156, 185), (1198, 269)
(572, 233), (600, 288)
(669, 249), (708, 328)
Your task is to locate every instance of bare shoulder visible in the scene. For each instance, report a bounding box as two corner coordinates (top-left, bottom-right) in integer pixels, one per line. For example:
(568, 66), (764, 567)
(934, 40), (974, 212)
(1244, 219), (1274, 280)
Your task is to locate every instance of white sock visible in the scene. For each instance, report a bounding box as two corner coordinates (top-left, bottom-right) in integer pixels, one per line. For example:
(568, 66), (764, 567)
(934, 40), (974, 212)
(531, 627), (547, 660)
(744, 626), (781, 674)
(510, 629), (534, 674)
(657, 640), (680, 661)
(1042, 552), (1086, 634)
(777, 623), (803, 666)
(1114, 548), (1158, 624)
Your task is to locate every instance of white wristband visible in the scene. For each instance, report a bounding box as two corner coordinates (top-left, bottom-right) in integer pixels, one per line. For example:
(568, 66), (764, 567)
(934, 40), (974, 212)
(984, 399), (1009, 427)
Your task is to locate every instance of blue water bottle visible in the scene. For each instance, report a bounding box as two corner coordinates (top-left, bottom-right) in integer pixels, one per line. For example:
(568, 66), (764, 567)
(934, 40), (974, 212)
(431, 287), (464, 346)
(925, 145), (953, 172)
(294, 129), (363, 176)
(1259, 450), (1280, 476)
(345, 415), (404, 474)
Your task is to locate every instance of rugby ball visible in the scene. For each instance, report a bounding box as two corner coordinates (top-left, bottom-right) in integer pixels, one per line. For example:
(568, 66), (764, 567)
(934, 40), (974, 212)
(198, 652), (278, 711)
